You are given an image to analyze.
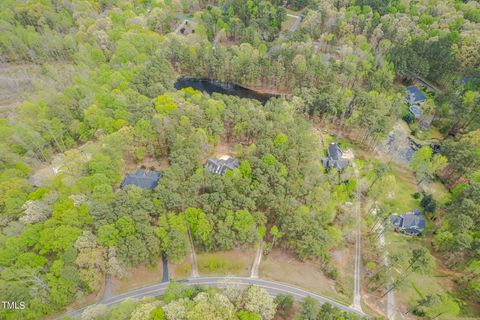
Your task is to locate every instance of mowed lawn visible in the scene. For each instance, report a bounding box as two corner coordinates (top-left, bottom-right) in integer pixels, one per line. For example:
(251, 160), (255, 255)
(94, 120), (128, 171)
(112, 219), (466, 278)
(259, 249), (350, 305)
(383, 163), (421, 213)
(197, 246), (256, 276)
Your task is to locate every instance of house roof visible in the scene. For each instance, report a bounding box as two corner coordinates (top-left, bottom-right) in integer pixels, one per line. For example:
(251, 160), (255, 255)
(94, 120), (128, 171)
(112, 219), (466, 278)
(322, 143), (349, 171)
(390, 211), (426, 235)
(205, 156), (240, 175)
(120, 169), (161, 190)
(328, 142), (343, 160)
(407, 86), (426, 104)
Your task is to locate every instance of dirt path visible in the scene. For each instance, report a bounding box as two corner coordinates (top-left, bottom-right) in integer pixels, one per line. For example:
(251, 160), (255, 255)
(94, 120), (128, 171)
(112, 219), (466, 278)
(376, 223), (405, 320)
(187, 228), (199, 278)
(351, 162), (363, 312)
(286, 14), (302, 33)
(102, 274), (113, 301)
(250, 240), (263, 278)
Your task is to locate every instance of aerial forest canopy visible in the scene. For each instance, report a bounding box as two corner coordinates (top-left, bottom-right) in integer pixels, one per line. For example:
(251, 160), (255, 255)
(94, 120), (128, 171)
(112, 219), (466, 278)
(0, 0), (480, 319)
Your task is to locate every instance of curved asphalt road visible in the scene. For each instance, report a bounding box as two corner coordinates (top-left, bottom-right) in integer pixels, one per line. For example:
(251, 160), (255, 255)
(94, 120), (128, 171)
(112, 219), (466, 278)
(59, 277), (366, 319)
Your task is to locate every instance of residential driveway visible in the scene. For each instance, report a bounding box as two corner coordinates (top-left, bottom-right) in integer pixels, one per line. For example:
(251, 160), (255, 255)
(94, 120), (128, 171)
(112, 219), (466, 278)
(59, 277), (366, 319)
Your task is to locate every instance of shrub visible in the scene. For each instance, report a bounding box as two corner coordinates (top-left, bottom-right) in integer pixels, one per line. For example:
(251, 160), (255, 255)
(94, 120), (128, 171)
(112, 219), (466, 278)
(420, 193), (437, 213)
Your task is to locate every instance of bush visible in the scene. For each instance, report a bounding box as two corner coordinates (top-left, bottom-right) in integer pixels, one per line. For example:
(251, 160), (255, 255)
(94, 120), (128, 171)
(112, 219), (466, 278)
(151, 306), (166, 320)
(420, 193), (437, 213)
(403, 111), (416, 124)
(325, 265), (338, 280)
(274, 294), (293, 319)
(413, 307), (426, 316)
(413, 192), (421, 199)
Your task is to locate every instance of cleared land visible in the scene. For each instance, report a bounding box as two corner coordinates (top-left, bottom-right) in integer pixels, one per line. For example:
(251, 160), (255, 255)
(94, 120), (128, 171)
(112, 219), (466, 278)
(259, 249), (350, 304)
(111, 258), (164, 295)
(168, 255), (193, 280)
(196, 247), (256, 276)
(331, 246), (355, 302)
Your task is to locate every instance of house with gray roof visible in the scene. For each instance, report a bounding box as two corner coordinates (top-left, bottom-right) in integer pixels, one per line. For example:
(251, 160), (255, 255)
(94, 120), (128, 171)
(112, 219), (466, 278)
(205, 156), (240, 175)
(322, 142), (349, 171)
(391, 209), (426, 235)
(120, 169), (161, 190)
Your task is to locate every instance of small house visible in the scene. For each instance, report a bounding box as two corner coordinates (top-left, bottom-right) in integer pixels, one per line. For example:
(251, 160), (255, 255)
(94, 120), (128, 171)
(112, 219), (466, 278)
(205, 155), (240, 175)
(120, 169), (161, 190)
(322, 142), (349, 171)
(409, 105), (422, 119)
(406, 86), (426, 105)
(391, 209), (425, 235)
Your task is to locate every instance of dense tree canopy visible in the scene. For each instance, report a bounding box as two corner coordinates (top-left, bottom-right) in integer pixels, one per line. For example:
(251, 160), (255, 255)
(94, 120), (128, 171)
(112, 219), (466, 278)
(1, 0), (480, 318)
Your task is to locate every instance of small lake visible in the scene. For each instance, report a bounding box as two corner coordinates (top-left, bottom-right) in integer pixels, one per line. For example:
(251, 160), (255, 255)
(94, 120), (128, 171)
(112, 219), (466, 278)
(174, 77), (277, 104)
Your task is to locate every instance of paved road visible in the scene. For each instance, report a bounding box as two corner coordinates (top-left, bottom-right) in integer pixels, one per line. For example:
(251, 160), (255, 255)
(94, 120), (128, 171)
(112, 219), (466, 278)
(59, 277), (366, 319)
(161, 254), (169, 283)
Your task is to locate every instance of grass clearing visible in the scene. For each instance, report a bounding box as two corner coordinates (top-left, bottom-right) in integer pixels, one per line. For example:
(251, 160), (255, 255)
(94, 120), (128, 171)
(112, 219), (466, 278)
(112, 258), (164, 294)
(384, 163), (420, 213)
(259, 249), (350, 305)
(426, 126), (444, 140)
(421, 181), (450, 205)
(169, 255), (193, 280)
(331, 246), (355, 302)
(197, 247), (256, 276)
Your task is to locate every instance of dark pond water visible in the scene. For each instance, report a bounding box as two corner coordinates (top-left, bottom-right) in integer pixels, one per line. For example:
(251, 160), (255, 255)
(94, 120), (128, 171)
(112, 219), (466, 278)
(174, 77), (277, 104)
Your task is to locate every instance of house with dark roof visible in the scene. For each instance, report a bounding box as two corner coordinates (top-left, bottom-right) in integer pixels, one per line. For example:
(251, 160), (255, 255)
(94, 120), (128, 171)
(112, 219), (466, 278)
(322, 142), (349, 171)
(205, 156), (240, 175)
(390, 209), (425, 235)
(406, 86), (426, 105)
(120, 169), (161, 190)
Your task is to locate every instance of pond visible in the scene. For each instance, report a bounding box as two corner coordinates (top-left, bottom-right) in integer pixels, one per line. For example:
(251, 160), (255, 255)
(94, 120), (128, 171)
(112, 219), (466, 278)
(174, 77), (278, 104)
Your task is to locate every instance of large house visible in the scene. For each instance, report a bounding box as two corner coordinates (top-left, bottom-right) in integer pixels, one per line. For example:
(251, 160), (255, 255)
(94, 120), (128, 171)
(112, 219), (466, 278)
(120, 169), (161, 190)
(205, 155), (240, 175)
(406, 86), (426, 105)
(322, 142), (349, 171)
(390, 209), (426, 236)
